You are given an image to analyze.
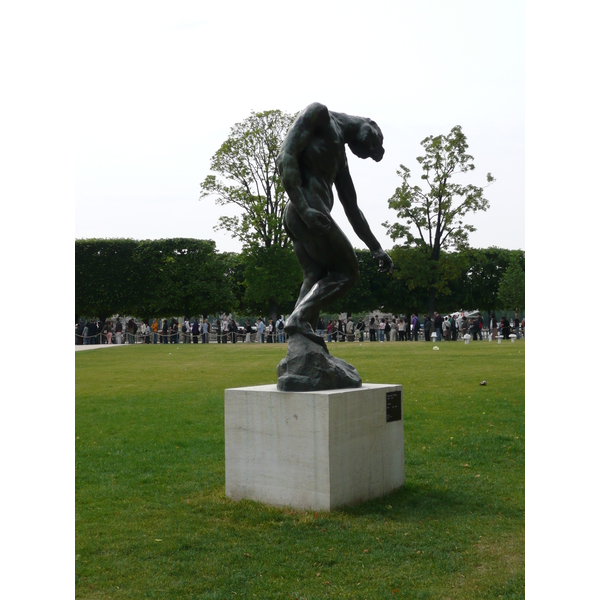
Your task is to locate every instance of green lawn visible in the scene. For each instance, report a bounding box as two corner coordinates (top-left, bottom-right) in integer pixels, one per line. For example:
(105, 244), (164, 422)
(76, 340), (524, 599)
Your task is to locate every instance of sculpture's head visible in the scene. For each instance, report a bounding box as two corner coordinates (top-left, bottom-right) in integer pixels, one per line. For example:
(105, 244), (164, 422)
(348, 119), (385, 162)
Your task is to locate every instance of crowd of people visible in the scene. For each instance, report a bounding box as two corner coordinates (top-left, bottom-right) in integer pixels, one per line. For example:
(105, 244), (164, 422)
(315, 312), (524, 343)
(308, 312), (523, 343)
(75, 311), (524, 346)
(75, 315), (289, 345)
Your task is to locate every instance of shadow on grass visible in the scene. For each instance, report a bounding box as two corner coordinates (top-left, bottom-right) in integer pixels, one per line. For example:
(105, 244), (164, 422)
(334, 481), (517, 521)
(198, 478), (521, 526)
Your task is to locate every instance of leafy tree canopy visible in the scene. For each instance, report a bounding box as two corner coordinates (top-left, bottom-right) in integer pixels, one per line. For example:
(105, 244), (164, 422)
(497, 253), (525, 312)
(239, 243), (302, 319)
(388, 246), (465, 315)
(200, 109), (295, 249)
(383, 125), (494, 315)
(76, 238), (524, 322)
(134, 238), (235, 318)
(75, 238), (141, 320)
(458, 247), (523, 315)
(75, 238), (235, 320)
(384, 125), (494, 258)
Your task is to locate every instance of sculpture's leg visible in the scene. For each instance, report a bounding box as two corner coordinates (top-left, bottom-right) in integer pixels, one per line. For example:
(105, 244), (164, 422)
(293, 257), (327, 333)
(284, 240), (358, 349)
(283, 199), (359, 347)
(284, 256), (328, 349)
(285, 274), (353, 331)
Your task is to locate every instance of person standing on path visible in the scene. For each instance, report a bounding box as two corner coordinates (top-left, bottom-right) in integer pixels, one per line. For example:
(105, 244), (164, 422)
(411, 314), (420, 341)
(378, 318), (386, 342)
(490, 313), (498, 340)
(356, 317), (365, 342)
(450, 315), (458, 341)
(277, 316), (286, 343)
(390, 318), (398, 341)
(202, 318), (209, 344)
(501, 316), (510, 339)
(230, 318), (238, 343)
(256, 318), (265, 343)
(161, 319), (169, 344)
(423, 315), (432, 342)
(115, 318), (123, 344)
(434, 312), (443, 342)
(104, 321), (113, 345)
(192, 318), (200, 344)
(442, 316), (449, 340)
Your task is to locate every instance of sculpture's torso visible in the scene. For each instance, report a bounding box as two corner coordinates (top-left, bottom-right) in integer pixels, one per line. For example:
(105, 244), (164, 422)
(296, 114), (347, 213)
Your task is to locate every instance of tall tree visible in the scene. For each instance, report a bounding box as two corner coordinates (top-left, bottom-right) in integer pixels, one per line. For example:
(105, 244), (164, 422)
(384, 125), (494, 315)
(200, 109), (294, 250)
(200, 109), (296, 320)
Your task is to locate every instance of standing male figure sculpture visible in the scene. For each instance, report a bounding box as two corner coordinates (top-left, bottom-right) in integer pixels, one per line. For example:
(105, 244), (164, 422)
(276, 102), (393, 391)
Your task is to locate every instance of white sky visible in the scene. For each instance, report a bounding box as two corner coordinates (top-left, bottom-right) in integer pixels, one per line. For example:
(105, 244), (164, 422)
(5, 3), (600, 597)
(74, 0), (525, 253)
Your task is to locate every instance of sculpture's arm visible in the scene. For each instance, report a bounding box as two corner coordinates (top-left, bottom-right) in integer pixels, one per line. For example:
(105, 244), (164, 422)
(335, 165), (393, 274)
(277, 103), (332, 233)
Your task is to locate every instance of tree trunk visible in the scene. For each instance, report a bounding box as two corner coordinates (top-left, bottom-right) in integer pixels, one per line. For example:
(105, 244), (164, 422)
(268, 298), (279, 324)
(427, 251), (440, 317)
(428, 286), (436, 318)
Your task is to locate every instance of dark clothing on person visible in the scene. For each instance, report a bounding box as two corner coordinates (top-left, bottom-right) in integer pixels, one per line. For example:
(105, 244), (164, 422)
(192, 319), (200, 344)
(434, 314), (443, 341)
(87, 320), (97, 344)
(468, 321), (478, 340)
(423, 317), (432, 342)
(127, 319), (136, 344)
(450, 317), (457, 341)
(356, 319), (365, 341)
(411, 316), (420, 341)
(490, 315), (498, 340)
(317, 318), (325, 333)
(337, 320), (345, 342)
(76, 321), (85, 345)
(369, 318), (376, 342)
(501, 318), (510, 339)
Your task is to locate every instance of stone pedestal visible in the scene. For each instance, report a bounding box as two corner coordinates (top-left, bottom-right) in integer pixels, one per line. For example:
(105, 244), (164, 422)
(224, 383), (404, 511)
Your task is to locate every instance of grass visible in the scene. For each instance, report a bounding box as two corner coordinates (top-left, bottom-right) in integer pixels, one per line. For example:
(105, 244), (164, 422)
(76, 339), (524, 599)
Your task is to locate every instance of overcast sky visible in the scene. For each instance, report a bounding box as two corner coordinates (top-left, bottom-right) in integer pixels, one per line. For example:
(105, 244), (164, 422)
(5, 3), (600, 595)
(74, 0), (525, 253)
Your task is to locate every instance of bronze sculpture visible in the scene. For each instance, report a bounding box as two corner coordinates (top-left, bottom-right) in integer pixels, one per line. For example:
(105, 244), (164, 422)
(276, 103), (393, 391)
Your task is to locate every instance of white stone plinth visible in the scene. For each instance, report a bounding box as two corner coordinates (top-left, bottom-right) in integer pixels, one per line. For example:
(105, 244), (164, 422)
(224, 383), (404, 511)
